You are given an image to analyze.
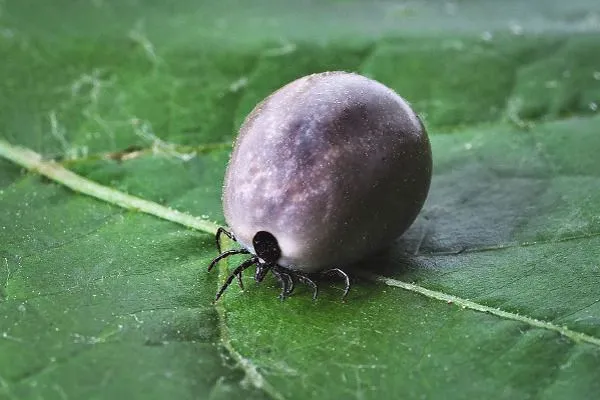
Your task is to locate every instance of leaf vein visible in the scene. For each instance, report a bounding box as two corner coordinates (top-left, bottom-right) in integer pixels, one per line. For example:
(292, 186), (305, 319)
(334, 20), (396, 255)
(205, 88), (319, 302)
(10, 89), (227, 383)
(0, 139), (220, 235)
(363, 272), (600, 347)
(214, 243), (286, 400)
(423, 232), (600, 256)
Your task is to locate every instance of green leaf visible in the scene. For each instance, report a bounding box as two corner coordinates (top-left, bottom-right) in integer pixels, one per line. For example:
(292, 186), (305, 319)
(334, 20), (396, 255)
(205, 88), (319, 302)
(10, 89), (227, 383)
(1, 1), (600, 399)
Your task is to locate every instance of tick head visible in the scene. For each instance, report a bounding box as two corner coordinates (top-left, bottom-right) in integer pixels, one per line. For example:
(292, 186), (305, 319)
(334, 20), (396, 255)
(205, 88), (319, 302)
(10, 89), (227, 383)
(252, 230), (281, 265)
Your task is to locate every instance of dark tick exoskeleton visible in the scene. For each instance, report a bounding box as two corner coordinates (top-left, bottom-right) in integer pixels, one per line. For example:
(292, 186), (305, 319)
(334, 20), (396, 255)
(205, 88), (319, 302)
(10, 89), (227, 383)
(209, 71), (432, 301)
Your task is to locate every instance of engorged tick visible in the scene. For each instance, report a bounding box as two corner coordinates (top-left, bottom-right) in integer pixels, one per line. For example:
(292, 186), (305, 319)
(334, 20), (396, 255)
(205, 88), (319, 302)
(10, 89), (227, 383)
(208, 71), (432, 301)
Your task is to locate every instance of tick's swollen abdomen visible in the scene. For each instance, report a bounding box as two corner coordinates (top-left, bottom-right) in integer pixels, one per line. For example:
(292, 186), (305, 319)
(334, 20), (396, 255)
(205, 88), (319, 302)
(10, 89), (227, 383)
(223, 72), (432, 272)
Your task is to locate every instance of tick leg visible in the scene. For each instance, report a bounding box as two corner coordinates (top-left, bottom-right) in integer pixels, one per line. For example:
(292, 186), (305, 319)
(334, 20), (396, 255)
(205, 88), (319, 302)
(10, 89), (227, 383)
(295, 272), (318, 300)
(208, 249), (250, 272)
(236, 272), (245, 290)
(324, 268), (351, 300)
(209, 249), (249, 290)
(272, 265), (295, 297)
(215, 227), (236, 253)
(215, 257), (258, 301)
(281, 272), (295, 295)
(271, 269), (290, 300)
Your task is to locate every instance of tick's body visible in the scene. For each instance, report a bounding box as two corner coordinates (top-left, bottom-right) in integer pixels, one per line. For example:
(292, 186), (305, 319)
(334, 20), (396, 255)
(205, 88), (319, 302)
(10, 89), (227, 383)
(210, 71), (432, 300)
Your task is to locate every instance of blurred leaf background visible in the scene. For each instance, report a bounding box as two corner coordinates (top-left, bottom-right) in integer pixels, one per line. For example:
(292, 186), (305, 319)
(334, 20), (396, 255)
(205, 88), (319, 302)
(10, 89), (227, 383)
(1, 1), (600, 399)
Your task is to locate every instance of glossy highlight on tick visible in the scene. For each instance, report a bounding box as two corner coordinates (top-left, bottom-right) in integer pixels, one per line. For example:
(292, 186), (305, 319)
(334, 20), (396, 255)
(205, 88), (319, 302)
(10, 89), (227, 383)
(209, 71), (432, 301)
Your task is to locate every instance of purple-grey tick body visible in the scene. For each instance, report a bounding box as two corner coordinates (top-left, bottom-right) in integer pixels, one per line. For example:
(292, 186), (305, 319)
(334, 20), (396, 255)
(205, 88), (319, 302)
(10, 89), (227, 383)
(209, 71), (432, 300)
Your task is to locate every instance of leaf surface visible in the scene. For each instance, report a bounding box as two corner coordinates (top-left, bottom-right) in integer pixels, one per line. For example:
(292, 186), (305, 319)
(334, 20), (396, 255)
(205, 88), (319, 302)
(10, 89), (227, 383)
(1, 1), (600, 399)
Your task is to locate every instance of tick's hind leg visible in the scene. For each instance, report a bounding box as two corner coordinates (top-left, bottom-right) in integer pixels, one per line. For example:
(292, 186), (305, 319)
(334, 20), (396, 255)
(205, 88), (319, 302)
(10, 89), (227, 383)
(292, 271), (318, 300)
(215, 227), (236, 253)
(324, 268), (351, 299)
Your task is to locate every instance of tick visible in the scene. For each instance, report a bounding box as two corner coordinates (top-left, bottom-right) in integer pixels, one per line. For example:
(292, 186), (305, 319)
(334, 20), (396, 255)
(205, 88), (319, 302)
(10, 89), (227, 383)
(209, 71), (432, 300)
